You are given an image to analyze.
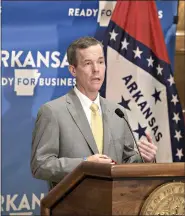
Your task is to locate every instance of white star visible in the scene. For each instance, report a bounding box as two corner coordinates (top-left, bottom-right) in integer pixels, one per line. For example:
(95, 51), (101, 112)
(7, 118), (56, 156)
(174, 130), (182, 142)
(172, 112), (180, 124)
(171, 94), (179, 106)
(109, 29), (118, 41)
(167, 74), (175, 86)
(133, 47), (143, 59)
(121, 38), (129, 50)
(146, 56), (154, 67)
(156, 64), (163, 75)
(176, 148), (184, 160)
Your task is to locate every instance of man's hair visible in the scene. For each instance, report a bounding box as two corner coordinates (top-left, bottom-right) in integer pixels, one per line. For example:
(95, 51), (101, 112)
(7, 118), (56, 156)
(67, 37), (103, 66)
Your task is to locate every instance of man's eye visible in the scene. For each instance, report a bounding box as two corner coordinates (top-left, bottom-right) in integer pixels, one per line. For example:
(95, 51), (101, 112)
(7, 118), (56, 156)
(85, 62), (91, 65)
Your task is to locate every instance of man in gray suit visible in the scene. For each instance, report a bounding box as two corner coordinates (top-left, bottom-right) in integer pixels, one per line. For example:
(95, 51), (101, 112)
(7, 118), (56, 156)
(31, 37), (157, 188)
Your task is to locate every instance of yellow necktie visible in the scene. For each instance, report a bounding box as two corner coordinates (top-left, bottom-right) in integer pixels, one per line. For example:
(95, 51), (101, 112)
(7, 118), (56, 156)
(90, 103), (103, 154)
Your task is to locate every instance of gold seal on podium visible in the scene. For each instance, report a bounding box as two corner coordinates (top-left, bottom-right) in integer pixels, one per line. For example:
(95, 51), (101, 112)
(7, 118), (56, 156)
(140, 182), (185, 215)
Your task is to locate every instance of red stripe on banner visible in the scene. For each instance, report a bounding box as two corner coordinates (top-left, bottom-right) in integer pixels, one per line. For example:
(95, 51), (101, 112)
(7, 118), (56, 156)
(111, 0), (170, 64)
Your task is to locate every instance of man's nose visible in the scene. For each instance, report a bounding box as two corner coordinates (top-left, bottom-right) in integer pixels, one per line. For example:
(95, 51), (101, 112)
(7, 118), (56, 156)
(92, 63), (99, 72)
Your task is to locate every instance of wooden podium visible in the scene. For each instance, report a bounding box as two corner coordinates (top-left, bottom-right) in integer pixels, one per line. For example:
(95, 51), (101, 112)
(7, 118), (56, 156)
(41, 162), (185, 216)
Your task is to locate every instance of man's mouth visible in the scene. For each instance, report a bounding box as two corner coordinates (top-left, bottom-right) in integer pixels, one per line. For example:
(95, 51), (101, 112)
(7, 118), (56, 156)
(92, 77), (101, 81)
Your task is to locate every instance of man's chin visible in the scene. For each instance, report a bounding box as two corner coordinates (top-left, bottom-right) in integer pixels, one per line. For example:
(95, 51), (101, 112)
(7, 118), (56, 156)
(90, 86), (102, 93)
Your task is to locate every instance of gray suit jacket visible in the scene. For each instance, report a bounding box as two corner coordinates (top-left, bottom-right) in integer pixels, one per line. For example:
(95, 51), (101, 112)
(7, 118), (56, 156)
(31, 89), (142, 187)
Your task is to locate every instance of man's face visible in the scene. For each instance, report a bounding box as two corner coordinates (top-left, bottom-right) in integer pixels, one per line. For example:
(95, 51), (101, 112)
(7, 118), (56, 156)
(69, 44), (106, 97)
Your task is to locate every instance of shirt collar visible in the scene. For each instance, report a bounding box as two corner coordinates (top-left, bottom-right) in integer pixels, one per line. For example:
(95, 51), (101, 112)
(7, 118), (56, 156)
(74, 86), (101, 110)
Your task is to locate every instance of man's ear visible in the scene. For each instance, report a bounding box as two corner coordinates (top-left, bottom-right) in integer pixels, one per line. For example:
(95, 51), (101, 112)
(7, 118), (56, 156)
(68, 65), (76, 77)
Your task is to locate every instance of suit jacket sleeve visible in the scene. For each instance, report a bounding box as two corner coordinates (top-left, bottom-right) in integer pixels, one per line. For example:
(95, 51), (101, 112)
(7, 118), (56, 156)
(31, 104), (84, 184)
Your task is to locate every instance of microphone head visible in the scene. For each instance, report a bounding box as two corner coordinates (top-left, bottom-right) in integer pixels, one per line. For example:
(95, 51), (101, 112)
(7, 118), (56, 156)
(115, 108), (125, 118)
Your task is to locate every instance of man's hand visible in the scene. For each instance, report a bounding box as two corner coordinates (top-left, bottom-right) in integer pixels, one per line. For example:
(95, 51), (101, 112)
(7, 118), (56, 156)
(138, 132), (158, 162)
(87, 154), (113, 164)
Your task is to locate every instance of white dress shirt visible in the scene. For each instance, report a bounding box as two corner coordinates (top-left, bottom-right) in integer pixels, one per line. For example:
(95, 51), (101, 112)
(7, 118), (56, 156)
(74, 86), (102, 127)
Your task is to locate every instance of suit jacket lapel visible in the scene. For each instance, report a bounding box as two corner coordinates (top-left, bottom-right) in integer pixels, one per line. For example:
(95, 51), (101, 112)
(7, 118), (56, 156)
(100, 97), (112, 156)
(66, 89), (99, 154)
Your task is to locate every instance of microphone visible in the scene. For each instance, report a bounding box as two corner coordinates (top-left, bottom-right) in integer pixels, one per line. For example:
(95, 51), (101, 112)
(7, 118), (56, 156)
(115, 108), (144, 163)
